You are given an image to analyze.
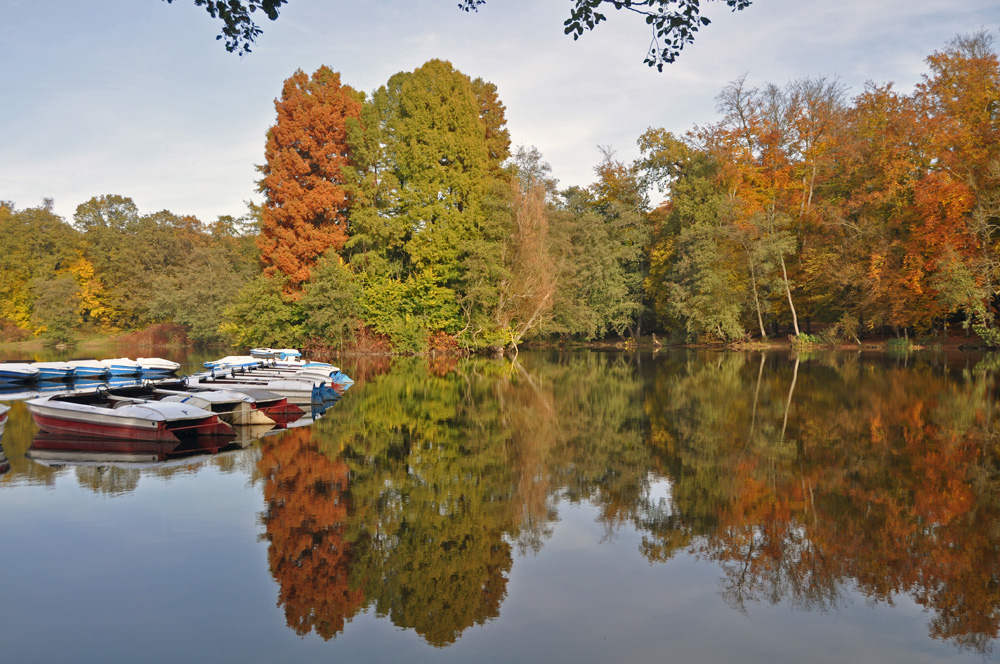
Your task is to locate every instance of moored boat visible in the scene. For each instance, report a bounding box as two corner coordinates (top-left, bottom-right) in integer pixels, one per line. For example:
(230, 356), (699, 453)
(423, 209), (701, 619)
(108, 383), (276, 427)
(187, 373), (335, 405)
(250, 348), (302, 360)
(31, 362), (76, 381)
(26, 393), (233, 441)
(100, 358), (143, 376)
(136, 357), (181, 374)
(204, 356), (262, 371)
(207, 387), (304, 426)
(237, 364), (354, 386)
(65, 359), (112, 379)
(0, 362), (41, 383)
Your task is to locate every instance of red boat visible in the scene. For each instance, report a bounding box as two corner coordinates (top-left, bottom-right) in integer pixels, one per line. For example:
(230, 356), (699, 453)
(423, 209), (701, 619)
(26, 392), (233, 442)
(27, 431), (231, 464)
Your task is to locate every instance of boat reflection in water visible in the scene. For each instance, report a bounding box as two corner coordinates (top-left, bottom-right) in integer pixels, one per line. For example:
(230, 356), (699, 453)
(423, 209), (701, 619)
(27, 431), (236, 465)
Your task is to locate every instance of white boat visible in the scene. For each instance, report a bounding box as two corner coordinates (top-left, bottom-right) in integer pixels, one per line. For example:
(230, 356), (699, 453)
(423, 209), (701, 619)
(66, 359), (111, 379)
(0, 362), (40, 383)
(100, 357), (143, 376)
(250, 348), (302, 360)
(173, 384), (303, 427)
(108, 384), (275, 427)
(204, 356), (263, 370)
(31, 361), (76, 381)
(239, 364), (353, 385)
(187, 373), (335, 406)
(26, 393), (233, 441)
(136, 357), (181, 374)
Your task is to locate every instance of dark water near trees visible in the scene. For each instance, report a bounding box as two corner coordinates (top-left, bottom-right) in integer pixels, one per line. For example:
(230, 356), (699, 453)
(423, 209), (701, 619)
(1, 348), (999, 663)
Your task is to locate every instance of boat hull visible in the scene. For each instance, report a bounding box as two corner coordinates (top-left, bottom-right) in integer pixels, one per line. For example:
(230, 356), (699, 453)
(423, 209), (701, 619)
(0, 363), (40, 382)
(27, 399), (233, 442)
(33, 363), (76, 381)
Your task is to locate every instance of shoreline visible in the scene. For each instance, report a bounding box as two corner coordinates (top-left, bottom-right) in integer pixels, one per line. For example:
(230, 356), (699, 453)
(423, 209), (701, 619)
(2, 331), (992, 358)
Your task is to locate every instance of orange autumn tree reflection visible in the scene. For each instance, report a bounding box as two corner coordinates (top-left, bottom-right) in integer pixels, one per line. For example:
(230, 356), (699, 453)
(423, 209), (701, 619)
(644, 353), (1000, 653)
(258, 427), (365, 639)
(258, 358), (536, 646)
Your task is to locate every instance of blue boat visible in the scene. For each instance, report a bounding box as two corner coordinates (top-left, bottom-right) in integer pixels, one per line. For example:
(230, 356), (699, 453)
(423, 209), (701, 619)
(66, 360), (112, 379)
(32, 362), (76, 381)
(0, 363), (40, 383)
(100, 358), (143, 376)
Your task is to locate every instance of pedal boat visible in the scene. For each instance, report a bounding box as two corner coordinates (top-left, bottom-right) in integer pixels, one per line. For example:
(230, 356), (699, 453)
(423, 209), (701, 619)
(26, 393), (233, 441)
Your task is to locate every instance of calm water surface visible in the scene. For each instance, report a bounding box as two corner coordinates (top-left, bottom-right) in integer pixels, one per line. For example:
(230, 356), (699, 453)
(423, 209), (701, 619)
(1, 348), (998, 663)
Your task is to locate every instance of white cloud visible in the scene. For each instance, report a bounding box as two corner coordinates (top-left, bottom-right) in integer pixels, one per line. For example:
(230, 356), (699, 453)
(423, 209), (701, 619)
(2, 0), (999, 222)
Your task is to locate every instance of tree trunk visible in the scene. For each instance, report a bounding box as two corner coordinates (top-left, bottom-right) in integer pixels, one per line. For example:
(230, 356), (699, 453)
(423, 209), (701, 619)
(748, 256), (767, 339)
(781, 356), (800, 442)
(779, 253), (800, 336)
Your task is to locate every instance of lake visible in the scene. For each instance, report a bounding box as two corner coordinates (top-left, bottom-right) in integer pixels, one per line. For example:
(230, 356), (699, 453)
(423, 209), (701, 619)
(1, 348), (998, 663)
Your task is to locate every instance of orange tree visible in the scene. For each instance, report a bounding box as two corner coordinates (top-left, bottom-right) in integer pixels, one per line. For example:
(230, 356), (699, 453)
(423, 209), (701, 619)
(257, 66), (362, 294)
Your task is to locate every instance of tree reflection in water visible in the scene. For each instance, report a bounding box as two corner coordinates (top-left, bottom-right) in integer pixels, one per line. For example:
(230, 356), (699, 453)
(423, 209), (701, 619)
(255, 352), (1000, 654)
(646, 352), (1000, 654)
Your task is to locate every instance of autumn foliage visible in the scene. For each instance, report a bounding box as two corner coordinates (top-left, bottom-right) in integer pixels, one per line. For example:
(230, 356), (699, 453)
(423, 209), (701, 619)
(258, 427), (365, 639)
(641, 31), (1000, 342)
(257, 66), (362, 293)
(7, 35), (1000, 349)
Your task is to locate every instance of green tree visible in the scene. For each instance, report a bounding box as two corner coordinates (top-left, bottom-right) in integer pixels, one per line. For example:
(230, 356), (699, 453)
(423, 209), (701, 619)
(301, 251), (362, 348)
(30, 275), (80, 341)
(345, 60), (511, 350)
(590, 147), (652, 338)
(148, 243), (252, 343)
(220, 274), (305, 347)
(547, 188), (630, 339)
(0, 201), (82, 333)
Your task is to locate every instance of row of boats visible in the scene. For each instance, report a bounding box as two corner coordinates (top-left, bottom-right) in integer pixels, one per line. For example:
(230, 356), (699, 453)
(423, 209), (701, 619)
(0, 357), (181, 382)
(0, 351), (353, 465)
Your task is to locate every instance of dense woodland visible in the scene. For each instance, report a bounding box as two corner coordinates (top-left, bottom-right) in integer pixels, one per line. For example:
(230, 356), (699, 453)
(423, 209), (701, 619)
(4, 31), (1000, 352)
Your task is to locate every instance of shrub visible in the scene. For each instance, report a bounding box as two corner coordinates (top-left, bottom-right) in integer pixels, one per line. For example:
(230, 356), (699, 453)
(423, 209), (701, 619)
(0, 317), (29, 342)
(792, 333), (824, 347)
(886, 337), (912, 353)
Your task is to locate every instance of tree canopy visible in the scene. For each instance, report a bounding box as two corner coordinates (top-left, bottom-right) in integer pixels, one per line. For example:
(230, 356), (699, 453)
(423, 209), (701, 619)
(7, 33), (1000, 351)
(163, 0), (287, 55)
(167, 0), (751, 67)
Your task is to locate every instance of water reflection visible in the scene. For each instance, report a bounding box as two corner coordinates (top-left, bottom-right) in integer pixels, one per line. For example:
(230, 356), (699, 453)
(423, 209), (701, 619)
(254, 352), (1000, 655)
(258, 361), (520, 646)
(646, 352), (1000, 654)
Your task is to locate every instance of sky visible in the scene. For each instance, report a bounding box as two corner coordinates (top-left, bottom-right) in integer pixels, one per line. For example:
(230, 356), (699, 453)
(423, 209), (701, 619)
(2, 0), (999, 225)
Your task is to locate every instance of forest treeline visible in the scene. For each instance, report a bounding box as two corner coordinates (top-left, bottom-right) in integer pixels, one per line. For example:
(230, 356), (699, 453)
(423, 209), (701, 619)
(3, 31), (999, 351)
